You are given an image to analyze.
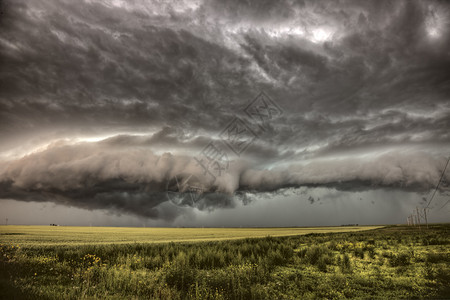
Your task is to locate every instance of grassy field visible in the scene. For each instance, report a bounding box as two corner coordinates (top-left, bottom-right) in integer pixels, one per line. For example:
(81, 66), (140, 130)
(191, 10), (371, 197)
(0, 225), (380, 246)
(1, 224), (449, 299)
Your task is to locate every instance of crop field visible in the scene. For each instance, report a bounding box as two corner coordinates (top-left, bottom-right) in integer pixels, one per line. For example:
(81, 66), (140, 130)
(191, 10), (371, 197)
(0, 225), (380, 246)
(1, 224), (449, 299)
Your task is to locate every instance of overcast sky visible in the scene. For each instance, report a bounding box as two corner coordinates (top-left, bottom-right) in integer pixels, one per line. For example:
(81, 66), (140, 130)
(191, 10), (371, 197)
(0, 0), (449, 226)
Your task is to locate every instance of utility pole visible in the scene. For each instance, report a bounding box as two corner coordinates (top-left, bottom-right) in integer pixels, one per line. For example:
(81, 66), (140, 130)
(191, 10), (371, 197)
(415, 211), (420, 230)
(416, 207), (421, 228)
(423, 208), (428, 229)
(5, 218), (7, 226)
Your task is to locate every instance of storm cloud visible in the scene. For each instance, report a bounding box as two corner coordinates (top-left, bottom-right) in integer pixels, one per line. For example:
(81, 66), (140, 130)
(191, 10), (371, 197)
(0, 0), (449, 223)
(0, 137), (448, 220)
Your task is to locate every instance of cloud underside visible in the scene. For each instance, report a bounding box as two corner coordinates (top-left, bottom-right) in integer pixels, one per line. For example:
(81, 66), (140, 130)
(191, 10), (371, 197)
(0, 140), (448, 220)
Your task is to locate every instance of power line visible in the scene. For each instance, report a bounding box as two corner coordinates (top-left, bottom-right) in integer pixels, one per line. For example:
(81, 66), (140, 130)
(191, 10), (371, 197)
(425, 155), (450, 209)
(438, 198), (450, 211)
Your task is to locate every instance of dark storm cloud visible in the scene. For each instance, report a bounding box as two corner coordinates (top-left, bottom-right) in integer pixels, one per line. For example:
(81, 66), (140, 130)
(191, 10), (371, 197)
(1, 0), (450, 220)
(0, 141), (244, 219)
(1, 0), (449, 140)
(0, 140), (448, 219)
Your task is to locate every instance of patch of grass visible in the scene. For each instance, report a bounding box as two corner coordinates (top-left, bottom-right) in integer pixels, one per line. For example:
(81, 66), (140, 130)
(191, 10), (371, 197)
(389, 252), (411, 267)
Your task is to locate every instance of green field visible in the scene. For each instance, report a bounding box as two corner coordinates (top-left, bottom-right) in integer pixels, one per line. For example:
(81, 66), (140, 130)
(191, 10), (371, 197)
(1, 224), (449, 299)
(0, 225), (381, 246)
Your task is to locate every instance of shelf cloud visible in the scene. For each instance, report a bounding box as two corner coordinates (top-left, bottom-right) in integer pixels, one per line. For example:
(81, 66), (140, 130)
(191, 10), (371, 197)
(0, 138), (448, 220)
